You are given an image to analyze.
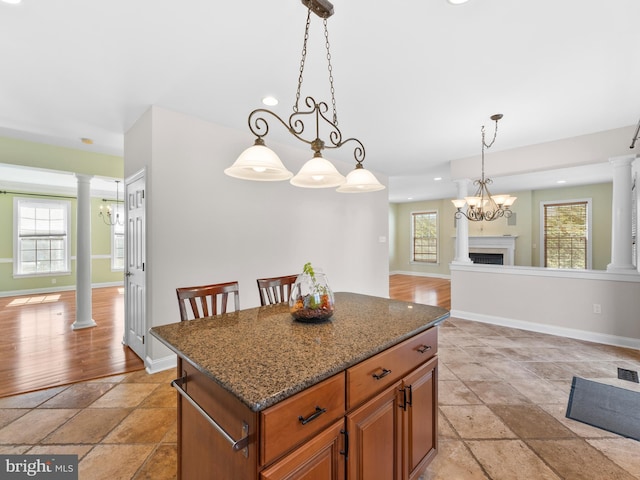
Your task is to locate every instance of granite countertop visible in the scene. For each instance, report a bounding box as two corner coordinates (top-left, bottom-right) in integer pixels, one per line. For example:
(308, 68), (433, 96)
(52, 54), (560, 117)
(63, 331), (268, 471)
(150, 292), (449, 412)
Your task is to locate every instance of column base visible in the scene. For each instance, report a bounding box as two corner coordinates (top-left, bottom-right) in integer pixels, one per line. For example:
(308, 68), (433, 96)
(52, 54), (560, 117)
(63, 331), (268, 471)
(71, 319), (98, 330)
(606, 264), (638, 274)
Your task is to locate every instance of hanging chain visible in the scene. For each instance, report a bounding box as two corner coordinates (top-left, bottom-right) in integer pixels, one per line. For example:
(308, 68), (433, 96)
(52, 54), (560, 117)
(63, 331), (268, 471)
(294, 9), (312, 113)
(324, 18), (338, 126)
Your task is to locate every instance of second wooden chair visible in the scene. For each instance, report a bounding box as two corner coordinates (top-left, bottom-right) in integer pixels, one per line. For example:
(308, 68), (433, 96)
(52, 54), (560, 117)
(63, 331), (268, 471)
(176, 281), (240, 321)
(256, 274), (298, 306)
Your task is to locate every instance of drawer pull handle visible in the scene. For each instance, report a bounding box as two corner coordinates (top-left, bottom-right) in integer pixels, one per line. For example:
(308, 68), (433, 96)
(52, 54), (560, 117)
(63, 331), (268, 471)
(298, 406), (327, 425)
(417, 345), (432, 354)
(372, 368), (392, 380)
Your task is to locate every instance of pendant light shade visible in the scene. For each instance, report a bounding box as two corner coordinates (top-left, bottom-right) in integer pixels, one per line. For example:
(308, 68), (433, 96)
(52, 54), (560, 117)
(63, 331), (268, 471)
(224, 139), (293, 181)
(290, 155), (346, 188)
(337, 165), (385, 193)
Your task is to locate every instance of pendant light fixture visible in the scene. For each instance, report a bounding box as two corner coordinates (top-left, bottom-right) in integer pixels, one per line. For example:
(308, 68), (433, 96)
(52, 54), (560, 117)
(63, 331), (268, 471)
(452, 114), (517, 221)
(224, 0), (384, 193)
(99, 180), (124, 226)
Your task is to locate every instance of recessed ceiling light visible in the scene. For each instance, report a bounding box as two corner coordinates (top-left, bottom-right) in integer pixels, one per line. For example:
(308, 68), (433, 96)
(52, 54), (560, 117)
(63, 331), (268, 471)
(81, 137), (94, 145)
(433, 177), (442, 181)
(557, 180), (567, 184)
(2, 0), (23, 4)
(447, 0), (469, 4)
(262, 96), (278, 106)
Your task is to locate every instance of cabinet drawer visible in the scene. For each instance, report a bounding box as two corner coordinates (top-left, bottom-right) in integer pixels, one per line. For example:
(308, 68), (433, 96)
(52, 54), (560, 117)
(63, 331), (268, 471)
(346, 327), (437, 410)
(260, 372), (345, 467)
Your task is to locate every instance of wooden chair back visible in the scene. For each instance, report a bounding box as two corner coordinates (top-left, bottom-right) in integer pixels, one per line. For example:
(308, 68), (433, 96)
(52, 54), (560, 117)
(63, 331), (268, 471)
(176, 281), (240, 321)
(256, 274), (299, 306)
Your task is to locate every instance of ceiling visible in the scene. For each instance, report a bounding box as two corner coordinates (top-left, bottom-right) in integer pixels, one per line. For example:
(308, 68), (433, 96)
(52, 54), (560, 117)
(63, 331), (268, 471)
(0, 0), (638, 201)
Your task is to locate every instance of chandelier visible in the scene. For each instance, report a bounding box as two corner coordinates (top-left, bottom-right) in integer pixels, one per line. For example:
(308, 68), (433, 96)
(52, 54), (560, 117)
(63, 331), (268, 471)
(224, 0), (384, 193)
(98, 180), (123, 226)
(452, 114), (516, 221)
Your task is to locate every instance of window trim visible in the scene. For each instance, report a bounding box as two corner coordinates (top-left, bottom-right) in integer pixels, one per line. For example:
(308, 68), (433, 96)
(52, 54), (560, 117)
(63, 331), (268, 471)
(411, 210), (439, 264)
(13, 197), (72, 277)
(110, 203), (125, 271)
(539, 198), (592, 269)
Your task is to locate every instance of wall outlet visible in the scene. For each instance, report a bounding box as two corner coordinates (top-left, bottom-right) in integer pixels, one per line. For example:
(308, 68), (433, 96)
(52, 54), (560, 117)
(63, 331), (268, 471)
(51, 278), (56, 284)
(593, 304), (601, 314)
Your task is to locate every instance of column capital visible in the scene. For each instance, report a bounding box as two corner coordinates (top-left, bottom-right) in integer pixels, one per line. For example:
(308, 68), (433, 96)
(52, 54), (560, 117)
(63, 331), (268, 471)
(608, 154), (636, 167)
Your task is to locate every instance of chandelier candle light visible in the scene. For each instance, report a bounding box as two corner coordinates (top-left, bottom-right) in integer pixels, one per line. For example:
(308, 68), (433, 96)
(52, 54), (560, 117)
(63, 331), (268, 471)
(452, 114), (516, 221)
(224, 0), (384, 193)
(98, 180), (124, 226)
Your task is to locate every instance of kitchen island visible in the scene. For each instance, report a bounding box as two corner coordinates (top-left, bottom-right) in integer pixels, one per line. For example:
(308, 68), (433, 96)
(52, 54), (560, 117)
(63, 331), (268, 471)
(151, 292), (449, 479)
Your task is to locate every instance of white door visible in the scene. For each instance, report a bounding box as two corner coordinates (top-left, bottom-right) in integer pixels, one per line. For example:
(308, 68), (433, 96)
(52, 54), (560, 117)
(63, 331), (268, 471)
(124, 170), (146, 361)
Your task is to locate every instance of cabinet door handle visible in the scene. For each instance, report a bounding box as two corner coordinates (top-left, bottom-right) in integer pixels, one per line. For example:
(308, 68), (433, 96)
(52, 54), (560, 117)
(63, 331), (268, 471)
(340, 429), (349, 458)
(372, 368), (392, 380)
(406, 385), (413, 406)
(298, 406), (327, 425)
(417, 345), (432, 354)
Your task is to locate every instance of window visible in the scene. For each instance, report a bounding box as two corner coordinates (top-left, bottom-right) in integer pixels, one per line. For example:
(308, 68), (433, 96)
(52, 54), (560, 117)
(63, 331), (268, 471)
(14, 198), (71, 276)
(542, 200), (591, 269)
(111, 204), (125, 271)
(412, 211), (438, 263)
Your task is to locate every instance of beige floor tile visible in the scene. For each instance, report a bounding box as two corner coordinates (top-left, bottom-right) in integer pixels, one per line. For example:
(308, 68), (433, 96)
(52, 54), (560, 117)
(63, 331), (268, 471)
(559, 361), (621, 379)
(482, 360), (538, 380)
(460, 346), (509, 362)
(438, 379), (482, 406)
(438, 346), (475, 363)
(422, 440), (489, 480)
(465, 381), (532, 405)
(537, 404), (621, 439)
(440, 405), (516, 439)
(0, 445), (31, 454)
(40, 382), (117, 409)
(28, 444), (93, 459)
(133, 444), (177, 480)
(489, 404), (575, 439)
(437, 363), (457, 381)
(0, 386), (67, 408)
(437, 410), (458, 440)
(42, 408), (130, 444)
(139, 383), (176, 408)
(476, 335), (520, 348)
(444, 362), (502, 382)
(586, 438), (640, 477)
(103, 408), (175, 444)
(528, 438), (639, 480)
(90, 383), (158, 408)
(123, 369), (175, 384)
(0, 408), (78, 444)
(78, 444), (155, 480)
(520, 362), (575, 381)
(508, 377), (568, 404)
(0, 409), (28, 429)
(467, 439), (561, 480)
(161, 420), (178, 444)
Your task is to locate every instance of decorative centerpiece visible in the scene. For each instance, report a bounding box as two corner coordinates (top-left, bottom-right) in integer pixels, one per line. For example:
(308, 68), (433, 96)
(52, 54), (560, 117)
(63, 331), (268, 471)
(289, 262), (335, 322)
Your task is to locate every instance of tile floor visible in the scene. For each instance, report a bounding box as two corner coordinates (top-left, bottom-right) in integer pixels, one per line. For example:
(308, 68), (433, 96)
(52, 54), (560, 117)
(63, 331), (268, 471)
(1, 317), (639, 479)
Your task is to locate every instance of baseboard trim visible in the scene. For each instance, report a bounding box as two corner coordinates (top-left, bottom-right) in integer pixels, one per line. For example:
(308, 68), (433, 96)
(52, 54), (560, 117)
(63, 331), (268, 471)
(0, 282), (124, 298)
(450, 309), (640, 351)
(145, 354), (177, 374)
(390, 270), (451, 280)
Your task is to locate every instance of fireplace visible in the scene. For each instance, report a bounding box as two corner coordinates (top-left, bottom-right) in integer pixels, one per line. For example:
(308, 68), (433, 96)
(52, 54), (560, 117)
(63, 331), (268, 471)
(469, 252), (504, 265)
(467, 236), (517, 266)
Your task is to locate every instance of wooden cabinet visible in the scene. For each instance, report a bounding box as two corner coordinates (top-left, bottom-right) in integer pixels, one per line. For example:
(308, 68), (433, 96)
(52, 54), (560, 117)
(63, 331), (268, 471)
(260, 420), (346, 480)
(174, 326), (438, 480)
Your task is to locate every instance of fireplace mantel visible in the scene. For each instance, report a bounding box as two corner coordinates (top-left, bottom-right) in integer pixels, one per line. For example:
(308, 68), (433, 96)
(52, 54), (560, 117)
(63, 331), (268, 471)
(468, 235), (517, 266)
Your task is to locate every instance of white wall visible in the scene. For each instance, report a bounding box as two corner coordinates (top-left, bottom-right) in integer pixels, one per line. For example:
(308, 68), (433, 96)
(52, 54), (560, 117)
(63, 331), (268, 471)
(451, 264), (640, 349)
(125, 106), (390, 368)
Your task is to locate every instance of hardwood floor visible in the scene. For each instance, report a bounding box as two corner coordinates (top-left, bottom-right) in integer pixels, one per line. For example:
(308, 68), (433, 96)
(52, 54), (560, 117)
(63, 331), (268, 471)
(0, 286), (144, 398)
(0, 276), (448, 399)
(389, 274), (451, 310)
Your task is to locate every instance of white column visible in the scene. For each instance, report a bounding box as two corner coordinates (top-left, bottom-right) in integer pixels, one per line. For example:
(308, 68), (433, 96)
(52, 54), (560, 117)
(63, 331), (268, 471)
(452, 179), (473, 264)
(72, 173), (97, 330)
(606, 155), (636, 273)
